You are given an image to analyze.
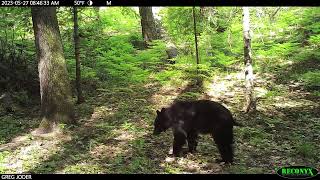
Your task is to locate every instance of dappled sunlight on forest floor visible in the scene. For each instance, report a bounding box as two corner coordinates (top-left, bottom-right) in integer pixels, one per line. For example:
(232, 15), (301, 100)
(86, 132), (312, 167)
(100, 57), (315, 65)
(0, 131), (71, 173)
(1, 7), (320, 174)
(1, 59), (319, 173)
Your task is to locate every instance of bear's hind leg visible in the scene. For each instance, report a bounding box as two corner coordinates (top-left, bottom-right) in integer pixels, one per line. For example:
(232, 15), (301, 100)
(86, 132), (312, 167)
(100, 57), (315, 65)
(187, 131), (198, 153)
(215, 143), (233, 163)
(212, 127), (234, 163)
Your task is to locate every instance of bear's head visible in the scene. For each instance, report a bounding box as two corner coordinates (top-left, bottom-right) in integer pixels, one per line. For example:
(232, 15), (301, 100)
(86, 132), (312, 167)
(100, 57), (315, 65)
(153, 108), (172, 135)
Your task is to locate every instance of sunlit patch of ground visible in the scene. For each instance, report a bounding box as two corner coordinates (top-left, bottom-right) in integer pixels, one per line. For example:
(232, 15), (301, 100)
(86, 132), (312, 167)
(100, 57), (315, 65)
(273, 99), (316, 109)
(204, 72), (246, 113)
(0, 103), (119, 173)
(90, 106), (115, 121)
(89, 145), (123, 159)
(1, 61), (319, 173)
(59, 162), (105, 174)
(0, 132), (71, 173)
(150, 79), (191, 109)
(160, 155), (224, 174)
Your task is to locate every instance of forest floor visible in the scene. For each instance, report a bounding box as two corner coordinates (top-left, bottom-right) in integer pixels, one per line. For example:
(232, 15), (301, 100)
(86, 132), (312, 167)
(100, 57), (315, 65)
(0, 56), (319, 174)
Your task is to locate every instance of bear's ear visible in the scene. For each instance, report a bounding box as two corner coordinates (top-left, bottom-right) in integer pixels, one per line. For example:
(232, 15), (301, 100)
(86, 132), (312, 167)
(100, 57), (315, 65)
(161, 108), (166, 112)
(156, 110), (160, 115)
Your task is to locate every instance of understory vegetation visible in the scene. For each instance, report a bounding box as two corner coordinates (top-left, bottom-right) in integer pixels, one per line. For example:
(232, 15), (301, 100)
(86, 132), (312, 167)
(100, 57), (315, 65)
(0, 7), (319, 174)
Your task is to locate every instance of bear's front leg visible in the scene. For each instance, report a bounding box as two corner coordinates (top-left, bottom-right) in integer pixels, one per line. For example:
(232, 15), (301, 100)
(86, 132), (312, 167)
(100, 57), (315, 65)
(187, 131), (198, 153)
(172, 129), (187, 157)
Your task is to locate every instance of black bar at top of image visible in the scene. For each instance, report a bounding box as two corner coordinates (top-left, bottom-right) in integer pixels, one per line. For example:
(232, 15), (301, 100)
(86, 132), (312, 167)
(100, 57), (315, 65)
(62, 0), (320, 6)
(1, 0), (320, 7)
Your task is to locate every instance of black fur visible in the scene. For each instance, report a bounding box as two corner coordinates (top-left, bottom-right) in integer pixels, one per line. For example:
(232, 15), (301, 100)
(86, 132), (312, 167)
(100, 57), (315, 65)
(153, 100), (241, 163)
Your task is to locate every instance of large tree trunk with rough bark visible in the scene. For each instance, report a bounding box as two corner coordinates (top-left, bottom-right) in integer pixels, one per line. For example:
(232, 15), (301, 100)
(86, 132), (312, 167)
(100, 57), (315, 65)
(73, 7), (84, 104)
(139, 7), (158, 44)
(242, 7), (256, 113)
(32, 7), (75, 134)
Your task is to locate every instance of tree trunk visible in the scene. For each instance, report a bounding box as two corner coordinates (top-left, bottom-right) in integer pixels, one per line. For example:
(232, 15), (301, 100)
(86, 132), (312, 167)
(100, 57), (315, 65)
(139, 7), (158, 44)
(193, 6), (200, 65)
(73, 7), (84, 104)
(193, 7), (201, 86)
(242, 7), (256, 113)
(31, 7), (75, 134)
(270, 7), (281, 22)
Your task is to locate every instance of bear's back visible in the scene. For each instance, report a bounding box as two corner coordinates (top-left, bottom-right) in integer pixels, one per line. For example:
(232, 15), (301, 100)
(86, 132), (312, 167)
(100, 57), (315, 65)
(169, 100), (234, 133)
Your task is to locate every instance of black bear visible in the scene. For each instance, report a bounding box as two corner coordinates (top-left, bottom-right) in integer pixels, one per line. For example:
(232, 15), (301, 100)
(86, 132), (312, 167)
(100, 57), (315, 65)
(153, 100), (242, 163)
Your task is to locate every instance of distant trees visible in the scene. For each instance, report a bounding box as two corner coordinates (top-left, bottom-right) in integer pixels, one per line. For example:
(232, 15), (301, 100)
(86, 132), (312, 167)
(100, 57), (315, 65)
(31, 7), (75, 133)
(0, 8), (38, 94)
(73, 7), (84, 104)
(242, 7), (256, 113)
(139, 7), (158, 43)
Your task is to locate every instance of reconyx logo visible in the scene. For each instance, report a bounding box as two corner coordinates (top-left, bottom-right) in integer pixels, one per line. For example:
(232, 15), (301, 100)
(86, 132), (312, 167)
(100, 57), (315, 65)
(276, 166), (318, 179)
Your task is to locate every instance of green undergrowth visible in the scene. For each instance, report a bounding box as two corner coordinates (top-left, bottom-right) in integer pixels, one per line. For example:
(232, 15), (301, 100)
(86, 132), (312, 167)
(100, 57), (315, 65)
(1, 7), (319, 174)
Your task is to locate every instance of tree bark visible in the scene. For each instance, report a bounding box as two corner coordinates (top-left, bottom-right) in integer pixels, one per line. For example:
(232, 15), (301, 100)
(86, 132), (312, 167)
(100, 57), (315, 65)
(31, 7), (75, 133)
(73, 7), (84, 104)
(193, 7), (201, 86)
(193, 6), (200, 65)
(139, 7), (158, 44)
(242, 7), (256, 113)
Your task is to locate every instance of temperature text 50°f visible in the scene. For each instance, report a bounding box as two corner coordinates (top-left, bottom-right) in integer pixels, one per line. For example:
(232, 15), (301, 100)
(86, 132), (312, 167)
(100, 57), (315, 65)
(74, 0), (85, 5)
